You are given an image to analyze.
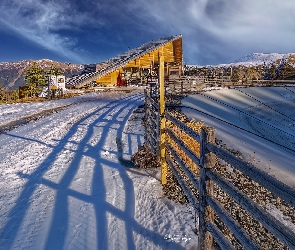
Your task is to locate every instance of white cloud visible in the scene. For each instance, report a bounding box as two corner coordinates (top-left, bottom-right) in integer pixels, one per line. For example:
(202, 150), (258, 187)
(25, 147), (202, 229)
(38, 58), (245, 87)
(0, 0), (100, 63)
(1, 0), (294, 64)
(128, 0), (295, 64)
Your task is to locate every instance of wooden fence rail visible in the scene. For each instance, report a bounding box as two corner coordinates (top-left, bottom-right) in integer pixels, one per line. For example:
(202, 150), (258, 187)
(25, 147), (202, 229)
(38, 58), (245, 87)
(165, 77), (295, 94)
(143, 83), (295, 249)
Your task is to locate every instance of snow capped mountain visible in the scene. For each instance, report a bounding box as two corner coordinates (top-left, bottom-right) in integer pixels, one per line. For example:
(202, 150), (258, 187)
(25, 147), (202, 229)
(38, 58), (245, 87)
(230, 53), (295, 66)
(235, 53), (287, 64)
(206, 53), (295, 68)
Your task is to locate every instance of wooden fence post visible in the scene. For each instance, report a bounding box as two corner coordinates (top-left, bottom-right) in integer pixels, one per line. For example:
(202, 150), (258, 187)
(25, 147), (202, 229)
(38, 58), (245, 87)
(198, 128), (215, 250)
(144, 89), (148, 149)
(159, 56), (167, 184)
(174, 79), (176, 92)
(181, 80), (183, 94)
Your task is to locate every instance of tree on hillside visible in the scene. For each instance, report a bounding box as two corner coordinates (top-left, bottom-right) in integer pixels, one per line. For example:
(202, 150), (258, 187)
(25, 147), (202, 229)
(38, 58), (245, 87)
(23, 62), (46, 97)
(267, 63), (277, 80)
(46, 64), (64, 76)
(231, 67), (244, 82)
(276, 62), (295, 79)
(245, 66), (260, 81)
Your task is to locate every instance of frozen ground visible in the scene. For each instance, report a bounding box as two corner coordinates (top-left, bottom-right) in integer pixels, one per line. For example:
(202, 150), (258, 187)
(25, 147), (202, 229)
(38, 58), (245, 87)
(1, 86), (294, 249)
(182, 86), (295, 188)
(0, 90), (197, 250)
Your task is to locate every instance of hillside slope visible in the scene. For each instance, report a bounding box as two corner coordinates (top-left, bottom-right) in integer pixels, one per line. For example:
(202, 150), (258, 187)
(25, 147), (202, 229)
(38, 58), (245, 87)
(216, 53), (295, 67)
(231, 53), (295, 66)
(0, 59), (80, 90)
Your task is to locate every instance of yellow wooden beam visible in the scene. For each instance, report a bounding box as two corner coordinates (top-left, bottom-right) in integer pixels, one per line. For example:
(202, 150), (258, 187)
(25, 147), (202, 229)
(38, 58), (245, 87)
(95, 37), (183, 84)
(159, 56), (167, 185)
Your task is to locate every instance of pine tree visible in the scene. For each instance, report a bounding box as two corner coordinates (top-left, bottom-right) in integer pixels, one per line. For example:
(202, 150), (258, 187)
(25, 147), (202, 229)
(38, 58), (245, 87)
(231, 69), (239, 82)
(46, 64), (64, 76)
(12, 90), (19, 101)
(276, 62), (295, 79)
(23, 62), (46, 97)
(231, 67), (244, 82)
(246, 66), (260, 81)
(269, 63), (277, 79)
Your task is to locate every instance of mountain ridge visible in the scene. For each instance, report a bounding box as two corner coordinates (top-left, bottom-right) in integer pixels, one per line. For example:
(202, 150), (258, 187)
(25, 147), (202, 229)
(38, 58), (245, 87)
(226, 52), (295, 67)
(1, 53), (295, 90)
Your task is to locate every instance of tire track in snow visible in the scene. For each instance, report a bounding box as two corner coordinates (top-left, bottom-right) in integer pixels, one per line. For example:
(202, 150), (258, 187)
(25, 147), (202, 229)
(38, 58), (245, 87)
(42, 93), (144, 250)
(0, 92), (188, 250)
(0, 93), (143, 249)
(0, 99), (114, 250)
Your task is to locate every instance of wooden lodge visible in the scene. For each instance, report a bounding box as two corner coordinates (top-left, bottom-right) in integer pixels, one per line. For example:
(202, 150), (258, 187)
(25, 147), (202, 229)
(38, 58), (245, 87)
(66, 35), (183, 88)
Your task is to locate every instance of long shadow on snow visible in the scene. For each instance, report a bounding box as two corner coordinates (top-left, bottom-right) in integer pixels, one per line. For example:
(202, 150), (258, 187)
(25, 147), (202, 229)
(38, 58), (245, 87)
(1, 94), (184, 250)
(0, 95), (138, 249)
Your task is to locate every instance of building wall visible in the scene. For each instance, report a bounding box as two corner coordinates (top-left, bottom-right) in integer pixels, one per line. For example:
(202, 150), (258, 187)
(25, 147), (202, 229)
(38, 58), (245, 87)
(96, 70), (120, 86)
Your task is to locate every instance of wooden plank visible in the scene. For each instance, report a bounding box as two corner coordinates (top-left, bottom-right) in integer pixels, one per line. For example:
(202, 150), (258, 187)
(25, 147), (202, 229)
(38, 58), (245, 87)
(145, 114), (158, 132)
(124, 41), (177, 68)
(167, 144), (200, 191)
(207, 143), (295, 208)
(165, 113), (201, 143)
(146, 132), (157, 148)
(146, 135), (158, 155)
(206, 196), (260, 249)
(166, 155), (200, 212)
(145, 125), (158, 143)
(159, 56), (167, 184)
(166, 128), (200, 166)
(146, 107), (158, 122)
(206, 222), (235, 250)
(198, 129), (214, 250)
(198, 129), (207, 249)
(172, 37), (183, 63)
(206, 169), (295, 249)
(146, 95), (158, 110)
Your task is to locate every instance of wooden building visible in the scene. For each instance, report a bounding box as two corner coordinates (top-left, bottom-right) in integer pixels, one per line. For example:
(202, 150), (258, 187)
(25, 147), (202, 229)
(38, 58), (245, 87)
(66, 35), (183, 88)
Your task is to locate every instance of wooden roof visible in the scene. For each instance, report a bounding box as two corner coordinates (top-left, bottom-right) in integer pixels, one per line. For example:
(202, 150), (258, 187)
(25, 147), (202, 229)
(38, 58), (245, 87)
(66, 35), (183, 87)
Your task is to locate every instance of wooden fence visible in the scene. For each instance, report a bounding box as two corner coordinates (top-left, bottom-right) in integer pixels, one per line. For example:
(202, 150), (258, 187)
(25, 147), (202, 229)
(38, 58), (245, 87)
(144, 84), (295, 249)
(0, 89), (20, 103)
(165, 76), (295, 94)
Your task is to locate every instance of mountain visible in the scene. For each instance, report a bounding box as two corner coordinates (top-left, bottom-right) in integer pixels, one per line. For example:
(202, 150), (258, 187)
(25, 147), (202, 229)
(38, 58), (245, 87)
(0, 59), (81, 90)
(229, 53), (295, 67)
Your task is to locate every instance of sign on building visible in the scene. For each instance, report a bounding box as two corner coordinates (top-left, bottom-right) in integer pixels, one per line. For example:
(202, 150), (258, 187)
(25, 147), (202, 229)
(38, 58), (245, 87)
(49, 75), (65, 89)
(57, 76), (65, 89)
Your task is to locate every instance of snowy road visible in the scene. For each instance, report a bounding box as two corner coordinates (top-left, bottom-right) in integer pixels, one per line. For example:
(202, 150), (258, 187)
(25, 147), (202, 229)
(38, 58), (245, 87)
(0, 92), (197, 250)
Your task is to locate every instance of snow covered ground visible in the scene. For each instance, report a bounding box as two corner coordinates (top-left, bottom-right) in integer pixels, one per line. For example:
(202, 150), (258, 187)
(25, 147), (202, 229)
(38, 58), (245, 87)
(0, 90), (197, 250)
(1, 85), (294, 250)
(182, 86), (295, 188)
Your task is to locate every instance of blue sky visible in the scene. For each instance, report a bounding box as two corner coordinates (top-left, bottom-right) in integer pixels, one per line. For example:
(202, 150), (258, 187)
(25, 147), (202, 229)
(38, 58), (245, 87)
(0, 0), (294, 65)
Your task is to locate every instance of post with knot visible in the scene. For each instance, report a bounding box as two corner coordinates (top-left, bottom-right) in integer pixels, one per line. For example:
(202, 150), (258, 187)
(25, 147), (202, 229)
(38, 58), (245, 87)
(198, 127), (216, 250)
